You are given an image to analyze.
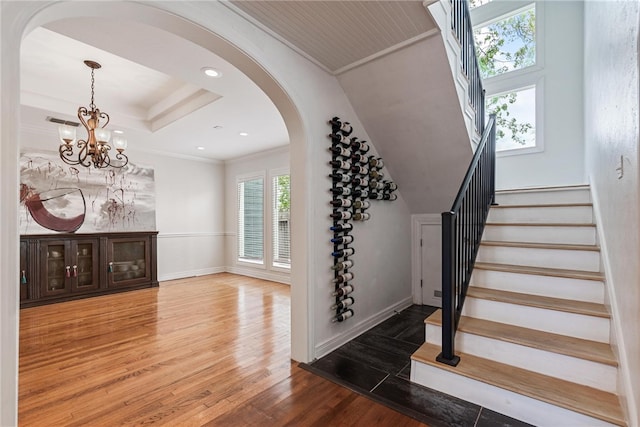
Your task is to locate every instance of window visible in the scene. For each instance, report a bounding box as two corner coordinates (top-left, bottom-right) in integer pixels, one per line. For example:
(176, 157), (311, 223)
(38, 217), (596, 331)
(237, 177), (264, 263)
(272, 174), (291, 268)
(471, 2), (540, 154)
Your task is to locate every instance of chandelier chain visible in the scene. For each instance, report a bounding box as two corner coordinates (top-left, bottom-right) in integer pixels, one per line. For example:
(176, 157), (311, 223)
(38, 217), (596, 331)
(90, 67), (96, 111)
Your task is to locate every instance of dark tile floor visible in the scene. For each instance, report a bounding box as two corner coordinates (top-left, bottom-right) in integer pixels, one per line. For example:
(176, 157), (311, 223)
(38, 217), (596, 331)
(301, 305), (533, 427)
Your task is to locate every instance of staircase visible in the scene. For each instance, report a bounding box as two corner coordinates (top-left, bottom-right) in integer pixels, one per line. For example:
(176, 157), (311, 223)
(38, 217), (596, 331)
(410, 185), (627, 426)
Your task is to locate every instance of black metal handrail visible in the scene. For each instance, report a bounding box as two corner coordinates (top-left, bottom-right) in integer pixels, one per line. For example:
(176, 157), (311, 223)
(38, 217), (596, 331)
(438, 114), (496, 366)
(451, 0), (485, 135)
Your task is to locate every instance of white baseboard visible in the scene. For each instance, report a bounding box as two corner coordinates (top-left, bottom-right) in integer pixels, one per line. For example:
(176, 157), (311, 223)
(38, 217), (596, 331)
(314, 296), (414, 359)
(224, 266), (290, 285)
(158, 267), (226, 282)
(590, 180), (638, 425)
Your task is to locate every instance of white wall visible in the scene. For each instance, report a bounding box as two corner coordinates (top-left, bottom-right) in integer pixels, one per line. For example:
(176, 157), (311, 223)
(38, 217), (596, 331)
(494, 1), (586, 190)
(584, 2), (640, 425)
(151, 153), (225, 281)
(224, 146), (290, 284)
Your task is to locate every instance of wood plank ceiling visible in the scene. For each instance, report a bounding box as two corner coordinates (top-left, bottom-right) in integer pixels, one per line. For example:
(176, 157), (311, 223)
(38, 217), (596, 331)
(229, 1), (438, 74)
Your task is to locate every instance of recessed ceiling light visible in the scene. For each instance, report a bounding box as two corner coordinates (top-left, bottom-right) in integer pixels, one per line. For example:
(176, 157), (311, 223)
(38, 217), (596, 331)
(113, 130), (124, 134)
(197, 146), (205, 150)
(201, 67), (222, 78)
(239, 132), (249, 137)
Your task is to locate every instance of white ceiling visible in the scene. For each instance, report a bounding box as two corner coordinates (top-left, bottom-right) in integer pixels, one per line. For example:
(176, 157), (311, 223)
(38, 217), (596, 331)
(20, 19), (290, 161)
(229, 0), (437, 74)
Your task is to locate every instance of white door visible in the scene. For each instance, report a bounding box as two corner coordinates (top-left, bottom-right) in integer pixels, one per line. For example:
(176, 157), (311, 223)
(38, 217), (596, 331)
(421, 223), (442, 307)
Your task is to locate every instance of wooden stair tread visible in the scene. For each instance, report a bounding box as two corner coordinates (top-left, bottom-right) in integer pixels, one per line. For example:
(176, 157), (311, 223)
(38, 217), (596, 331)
(486, 222), (595, 227)
(426, 310), (617, 366)
(411, 343), (626, 426)
(474, 262), (605, 281)
(480, 240), (600, 252)
(467, 286), (609, 318)
(490, 202), (592, 209)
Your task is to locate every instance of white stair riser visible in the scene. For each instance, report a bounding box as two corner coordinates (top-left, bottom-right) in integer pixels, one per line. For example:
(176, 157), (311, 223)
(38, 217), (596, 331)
(495, 188), (591, 205)
(483, 225), (597, 245)
(425, 324), (617, 392)
(476, 246), (601, 272)
(487, 205), (593, 224)
(470, 269), (604, 304)
(462, 297), (610, 343)
(411, 361), (617, 427)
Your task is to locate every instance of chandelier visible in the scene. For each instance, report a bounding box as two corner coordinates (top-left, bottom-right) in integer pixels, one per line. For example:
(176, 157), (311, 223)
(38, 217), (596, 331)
(58, 60), (128, 169)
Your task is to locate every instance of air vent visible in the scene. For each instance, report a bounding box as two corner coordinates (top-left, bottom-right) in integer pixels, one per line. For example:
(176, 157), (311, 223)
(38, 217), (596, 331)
(46, 116), (80, 127)
(434, 290), (442, 298)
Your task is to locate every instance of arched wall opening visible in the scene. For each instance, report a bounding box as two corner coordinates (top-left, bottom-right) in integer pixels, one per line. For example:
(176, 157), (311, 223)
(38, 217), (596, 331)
(1, 2), (312, 424)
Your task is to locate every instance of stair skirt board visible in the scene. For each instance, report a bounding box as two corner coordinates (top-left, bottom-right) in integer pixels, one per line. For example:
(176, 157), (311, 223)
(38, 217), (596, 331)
(476, 245), (601, 272)
(482, 224), (597, 245)
(495, 186), (592, 205)
(424, 324), (617, 392)
(410, 360), (618, 427)
(461, 297), (610, 343)
(487, 205), (593, 224)
(470, 269), (605, 303)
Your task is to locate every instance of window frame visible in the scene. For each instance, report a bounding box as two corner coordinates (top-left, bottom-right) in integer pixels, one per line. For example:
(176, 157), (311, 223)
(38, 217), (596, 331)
(236, 172), (266, 268)
(269, 167), (291, 272)
(471, 0), (546, 156)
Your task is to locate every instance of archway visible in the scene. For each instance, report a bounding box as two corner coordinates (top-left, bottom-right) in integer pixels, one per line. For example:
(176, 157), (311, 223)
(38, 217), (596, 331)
(0, 2), (312, 424)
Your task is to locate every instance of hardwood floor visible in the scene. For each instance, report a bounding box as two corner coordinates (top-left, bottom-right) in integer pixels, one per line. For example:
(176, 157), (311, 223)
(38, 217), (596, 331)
(19, 273), (425, 426)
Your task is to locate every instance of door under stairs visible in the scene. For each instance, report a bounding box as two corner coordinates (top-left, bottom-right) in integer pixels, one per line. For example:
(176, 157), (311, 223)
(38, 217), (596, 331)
(410, 185), (627, 426)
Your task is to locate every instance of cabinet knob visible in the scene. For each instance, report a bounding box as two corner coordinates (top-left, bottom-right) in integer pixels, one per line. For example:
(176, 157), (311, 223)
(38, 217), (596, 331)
(21, 270), (27, 284)
(73, 265), (78, 277)
(108, 262), (113, 273)
(65, 265), (71, 278)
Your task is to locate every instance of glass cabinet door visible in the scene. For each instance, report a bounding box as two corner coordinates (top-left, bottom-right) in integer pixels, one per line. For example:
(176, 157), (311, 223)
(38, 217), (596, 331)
(108, 238), (150, 287)
(40, 241), (70, 297)
(72, 240), (100, 292)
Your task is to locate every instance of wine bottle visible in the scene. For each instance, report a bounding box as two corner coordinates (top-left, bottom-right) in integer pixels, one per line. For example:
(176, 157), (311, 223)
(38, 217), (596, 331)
(351, 153), (368, 165)
(329, 117), (353, 136)
(330, 186), (351, 196)
(329, 146), (352, 157)
(331, 235), (354, 244)
(332, 272), (354, 284)
(329, 159), (351, 170)
(383, 181), (398, 191)
(330, 198), (352, 208)
(370, 192), (397, 201)
(353, 212), (370, 221)
(353, 200), (370, 209)
(332, 284), (354, 297)
(351, 177), (369, 187)
(352, 189), (369, 198)
(331, 247), (355, 258)
(331, 297), (355, 310)
(330, 210), (352, 220)
(329, 133), (352, 145)
(331, 309), (354, 322)
(351, 140), (370, 153)
(330, 223), (353, 232)
(369, 170), (384, 180)
(368, 156), (384, 168)
(329, 172), (351, 183)
(351, 164), (369, 175)
(331, 259), (354, 270)
(369, 180), (384, 190)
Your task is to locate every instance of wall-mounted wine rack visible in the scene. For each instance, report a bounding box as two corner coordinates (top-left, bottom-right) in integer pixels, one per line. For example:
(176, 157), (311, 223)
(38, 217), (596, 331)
(328, 116), (398, 323)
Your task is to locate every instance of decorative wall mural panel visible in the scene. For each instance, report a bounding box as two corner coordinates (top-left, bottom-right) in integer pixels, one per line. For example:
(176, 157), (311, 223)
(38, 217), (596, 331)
(20, 151), (156, 234)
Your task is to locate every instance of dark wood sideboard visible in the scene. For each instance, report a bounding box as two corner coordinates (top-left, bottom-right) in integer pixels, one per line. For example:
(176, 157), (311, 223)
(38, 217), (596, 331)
(20, 231), (158, 308)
